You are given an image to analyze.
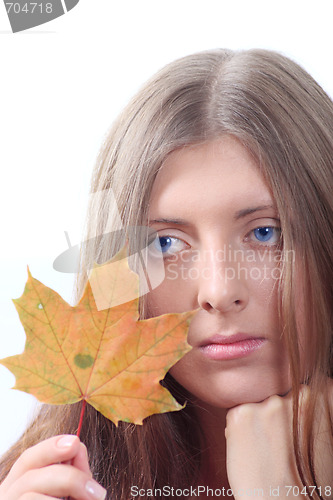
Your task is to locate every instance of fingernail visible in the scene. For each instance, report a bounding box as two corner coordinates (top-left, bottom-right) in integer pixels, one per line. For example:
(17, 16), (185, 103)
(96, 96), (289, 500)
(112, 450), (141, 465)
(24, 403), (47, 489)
(56, 435), (77, 448)
(86, 480), (107, 500)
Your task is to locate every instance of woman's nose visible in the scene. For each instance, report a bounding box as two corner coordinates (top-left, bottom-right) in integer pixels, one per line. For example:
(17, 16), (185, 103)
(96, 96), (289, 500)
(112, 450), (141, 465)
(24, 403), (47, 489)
(196, 249), (249, 313)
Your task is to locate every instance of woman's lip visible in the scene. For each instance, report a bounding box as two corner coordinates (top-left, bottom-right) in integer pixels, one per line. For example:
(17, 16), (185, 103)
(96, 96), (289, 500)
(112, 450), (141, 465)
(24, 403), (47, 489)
(199, 332), (262, 346)
(198, 334), (266, 360)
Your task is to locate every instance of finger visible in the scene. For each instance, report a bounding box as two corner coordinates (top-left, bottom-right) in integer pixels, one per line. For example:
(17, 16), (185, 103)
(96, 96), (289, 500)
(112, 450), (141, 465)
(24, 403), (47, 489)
(8, 435), (80, 483)
(71, 443), (92, 477)
(10, 464), (106, 500)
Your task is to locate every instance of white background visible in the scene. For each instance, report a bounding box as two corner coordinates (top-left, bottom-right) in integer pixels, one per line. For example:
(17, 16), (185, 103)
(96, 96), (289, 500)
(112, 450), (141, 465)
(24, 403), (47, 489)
(0, 0), (332, 456)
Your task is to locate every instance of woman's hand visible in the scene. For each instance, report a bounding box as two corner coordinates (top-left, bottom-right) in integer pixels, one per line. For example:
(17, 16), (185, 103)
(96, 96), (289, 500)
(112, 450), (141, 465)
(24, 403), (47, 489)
(0, 434), (107, 500)
(225, 386), (333, 499)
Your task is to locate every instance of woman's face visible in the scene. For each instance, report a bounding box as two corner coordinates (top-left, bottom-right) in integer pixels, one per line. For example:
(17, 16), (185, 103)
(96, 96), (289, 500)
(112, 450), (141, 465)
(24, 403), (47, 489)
(146, 136), (291, 408)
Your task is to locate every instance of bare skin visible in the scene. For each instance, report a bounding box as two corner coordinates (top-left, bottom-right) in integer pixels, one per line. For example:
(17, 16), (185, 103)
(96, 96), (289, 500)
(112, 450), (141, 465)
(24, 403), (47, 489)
(0, 435), (106, 499)
(146, 137), (333, 497)
(147, 137), (292, 407)
(0, 137), (332, 499)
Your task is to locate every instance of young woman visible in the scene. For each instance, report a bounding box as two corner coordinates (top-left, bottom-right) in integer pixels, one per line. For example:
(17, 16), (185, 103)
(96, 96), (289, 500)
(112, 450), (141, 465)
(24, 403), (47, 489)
(0, 48), (332, 499)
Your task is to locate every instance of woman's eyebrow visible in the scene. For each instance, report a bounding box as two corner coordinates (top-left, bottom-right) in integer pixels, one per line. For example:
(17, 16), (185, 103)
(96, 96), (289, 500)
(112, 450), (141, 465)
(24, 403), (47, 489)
(149, 207), (277, 226)
(234, 204), (277, 220)
(148, 217), (190, 226)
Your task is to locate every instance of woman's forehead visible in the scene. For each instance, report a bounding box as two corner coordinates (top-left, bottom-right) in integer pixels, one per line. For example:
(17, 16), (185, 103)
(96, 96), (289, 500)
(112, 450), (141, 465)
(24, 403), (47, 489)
(149, 137), (276, 219)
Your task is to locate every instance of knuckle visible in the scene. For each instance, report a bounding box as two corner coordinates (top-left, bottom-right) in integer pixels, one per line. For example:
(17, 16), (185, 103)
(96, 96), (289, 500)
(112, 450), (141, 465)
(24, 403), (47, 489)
(3, 470), (35, 500)
(12, 446), (34, 473)
(266, 393), (281, 404)
(52, 464), (88, 495)
(58, 464), (79, 486)
(264, 394), (284, 412)
(226, 406), (238, 427)
(226, 403), (253, 426)
(19, 469), (37, 489)
(40, 463), (74, 487)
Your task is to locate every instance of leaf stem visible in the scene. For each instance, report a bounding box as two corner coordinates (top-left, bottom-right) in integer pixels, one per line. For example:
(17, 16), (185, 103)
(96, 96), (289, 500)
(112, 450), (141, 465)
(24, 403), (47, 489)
(64, 400), (87, 500)
(76, 399), (87, 438)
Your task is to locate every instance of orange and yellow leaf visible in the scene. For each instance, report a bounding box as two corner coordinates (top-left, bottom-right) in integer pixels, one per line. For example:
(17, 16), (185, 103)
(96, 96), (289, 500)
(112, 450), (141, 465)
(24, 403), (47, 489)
(0, 247), (195, 425)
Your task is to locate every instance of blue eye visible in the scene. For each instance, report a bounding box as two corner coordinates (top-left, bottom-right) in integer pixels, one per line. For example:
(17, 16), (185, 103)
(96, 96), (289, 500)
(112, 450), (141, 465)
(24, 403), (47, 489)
(156, 236), (172, 253)
(149, 235), (188, 258)
(252, 227), (281, 244)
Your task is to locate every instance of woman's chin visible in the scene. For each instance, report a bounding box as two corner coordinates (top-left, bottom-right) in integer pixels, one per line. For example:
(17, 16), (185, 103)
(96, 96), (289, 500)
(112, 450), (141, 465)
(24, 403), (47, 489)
(193, 383), (293, 410)
(174, 378), (293, 410)
(169, 357), (292, 410)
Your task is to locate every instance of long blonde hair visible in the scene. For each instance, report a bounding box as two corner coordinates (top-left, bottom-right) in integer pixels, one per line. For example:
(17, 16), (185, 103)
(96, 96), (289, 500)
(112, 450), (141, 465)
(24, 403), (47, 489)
(1, 48), (333, 498)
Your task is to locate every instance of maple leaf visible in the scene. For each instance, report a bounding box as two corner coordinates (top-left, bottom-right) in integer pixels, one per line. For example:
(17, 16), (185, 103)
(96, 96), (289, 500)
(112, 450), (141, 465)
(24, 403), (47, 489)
(0, 246), (195, 426)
